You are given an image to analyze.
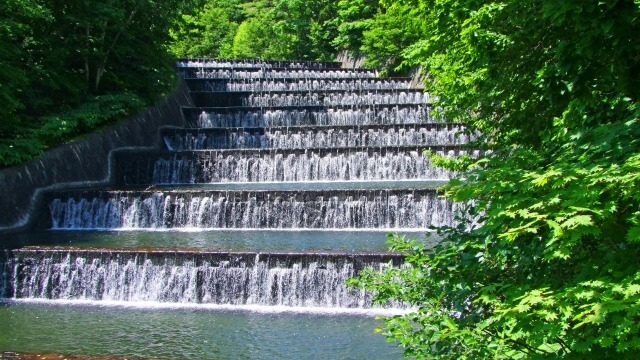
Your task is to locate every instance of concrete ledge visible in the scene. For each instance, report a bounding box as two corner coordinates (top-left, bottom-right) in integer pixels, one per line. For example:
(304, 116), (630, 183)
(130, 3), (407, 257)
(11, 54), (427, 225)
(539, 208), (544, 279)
(0, 80), (193, 233)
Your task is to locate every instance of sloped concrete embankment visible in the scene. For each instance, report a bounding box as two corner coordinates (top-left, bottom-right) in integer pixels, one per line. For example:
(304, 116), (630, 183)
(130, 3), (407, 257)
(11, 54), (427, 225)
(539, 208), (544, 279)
(0, 81), (192, 233)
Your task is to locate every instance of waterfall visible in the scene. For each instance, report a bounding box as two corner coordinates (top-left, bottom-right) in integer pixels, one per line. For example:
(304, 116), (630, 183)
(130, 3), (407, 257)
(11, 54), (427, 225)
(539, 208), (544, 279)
(28, 59), (470, 312)
(7, 249), (403, 309)
(47, 189), (454, 230)
(162, 125), (471, 151)
(187, 78), (413, 92)
(187, 69), (377, 80)
(148, 148), (462, 184)
(177, 59), (342, 70)
(240, 91), (429, 107)
(186, 106), (438, 128)
(190, 90), (430, 107)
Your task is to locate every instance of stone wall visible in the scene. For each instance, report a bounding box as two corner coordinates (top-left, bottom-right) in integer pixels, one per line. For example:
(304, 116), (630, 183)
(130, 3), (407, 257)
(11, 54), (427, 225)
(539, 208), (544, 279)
(0, 81), (193, 233)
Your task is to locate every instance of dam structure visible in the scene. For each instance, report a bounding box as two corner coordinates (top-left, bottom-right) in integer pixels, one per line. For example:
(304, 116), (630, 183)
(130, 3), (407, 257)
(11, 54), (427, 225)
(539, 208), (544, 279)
(0, 59), (469, 359)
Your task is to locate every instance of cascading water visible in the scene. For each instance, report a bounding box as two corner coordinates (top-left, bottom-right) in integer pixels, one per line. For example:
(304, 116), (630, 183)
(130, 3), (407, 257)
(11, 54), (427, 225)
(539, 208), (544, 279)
(2, 59), (470, 358)
(148, 148), (462, 184)
(185, 68), (378, 80)
(240, 91), (429, 107)
(47, 189), (455, 230)
(188, 78), (414, 92)
(111, 147), (465, 185)
(186, 106), (437, 127)
(12, 59), (468, 306)
(190, 90), (429, 107)
(8, 249), (403, 308)
(177, 59), (343, 69)
(162, 124), (471, 151)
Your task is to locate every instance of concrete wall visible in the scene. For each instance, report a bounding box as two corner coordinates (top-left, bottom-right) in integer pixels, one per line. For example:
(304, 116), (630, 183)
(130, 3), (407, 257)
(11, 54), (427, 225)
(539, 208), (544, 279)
(0, 81), (193, 233)
(337, 51), (424, 88)
(336, 51), (367, 70)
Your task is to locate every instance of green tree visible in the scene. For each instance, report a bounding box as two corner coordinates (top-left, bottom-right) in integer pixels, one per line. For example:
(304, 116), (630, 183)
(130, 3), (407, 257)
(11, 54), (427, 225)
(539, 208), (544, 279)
(270, 0), (338, 60)
(352, 0), (640, 358)
(332, 0), (427, 73)
(169, 0), (240, 58)
(331, 0), (378, 53)
(236, 0), (271, 18)
(170, 0), (339, 61)
(0, 0), (53, 164)
(47, 0), (182, 97)
(232, 14), (276, 59)
(360, 1), (423, 73)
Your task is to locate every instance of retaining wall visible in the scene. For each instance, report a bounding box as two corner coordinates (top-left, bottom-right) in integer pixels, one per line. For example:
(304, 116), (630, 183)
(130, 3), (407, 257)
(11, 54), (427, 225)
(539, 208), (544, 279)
(0, 81), (193, 232)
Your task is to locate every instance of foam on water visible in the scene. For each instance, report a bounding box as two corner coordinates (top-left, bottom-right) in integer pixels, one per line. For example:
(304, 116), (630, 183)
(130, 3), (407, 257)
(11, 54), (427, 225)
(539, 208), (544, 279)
(5, 298), (410, 316)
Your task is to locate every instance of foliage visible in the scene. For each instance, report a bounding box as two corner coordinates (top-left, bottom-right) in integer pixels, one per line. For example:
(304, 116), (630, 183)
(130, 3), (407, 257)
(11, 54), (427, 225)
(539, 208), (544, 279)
(360, 2), (424, 74)
(331, 0), (427, 73)
(350, 0), (640, 358)
(0, 0), (186, 168)
(168, 0), (339, 60)
(0, 0), (49, 121)
(0, 0), (52, 141)
(35, 93), (145, 148)
(46, 0), (182, 99)
(331, 0), (378, 52)
(232, 14), (279, 59)
(269, 0), (338, 60)
(168, 0), (239, 58)
(0, 93), (145, 167)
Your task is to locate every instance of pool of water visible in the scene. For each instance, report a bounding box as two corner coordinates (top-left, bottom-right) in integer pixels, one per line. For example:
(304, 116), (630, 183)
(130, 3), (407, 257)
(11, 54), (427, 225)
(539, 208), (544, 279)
(0, 230), (437, 252)
(0, 300), (403, 359)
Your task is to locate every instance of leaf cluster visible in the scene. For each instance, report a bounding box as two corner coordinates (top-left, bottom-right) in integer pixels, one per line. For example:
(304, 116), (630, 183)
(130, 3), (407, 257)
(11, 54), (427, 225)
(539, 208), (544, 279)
(0, 93), (144, 166)
(350, 0), (640, 358)
(168, 0), (339, 61)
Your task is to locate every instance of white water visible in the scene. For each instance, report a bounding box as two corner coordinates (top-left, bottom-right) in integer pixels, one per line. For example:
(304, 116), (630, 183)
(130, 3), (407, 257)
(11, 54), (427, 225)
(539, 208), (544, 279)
(191, 69), (377, 79)
(177, 59), (340, 70)
(240, 91), (429, 107)
(8, 250), (404, 310)
(194, 79), (412, 92)
(163, 125), (469, 150)
(151, 149), (461, 184)
(48, 190), (455, 230)
(30, 59), (466, 320)
(6, 298), (409, 316)
(193, 106), (437, 127)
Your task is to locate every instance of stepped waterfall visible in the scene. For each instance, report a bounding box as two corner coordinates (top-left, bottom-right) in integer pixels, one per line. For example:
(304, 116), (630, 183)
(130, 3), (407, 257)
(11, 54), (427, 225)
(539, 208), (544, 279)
(0, 59), (467, 359)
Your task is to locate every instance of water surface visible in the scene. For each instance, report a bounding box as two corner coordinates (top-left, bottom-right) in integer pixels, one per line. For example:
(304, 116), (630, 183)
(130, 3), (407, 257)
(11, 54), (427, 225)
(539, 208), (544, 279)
(0, 229), (437, 252)
(0, 301), (403, 360)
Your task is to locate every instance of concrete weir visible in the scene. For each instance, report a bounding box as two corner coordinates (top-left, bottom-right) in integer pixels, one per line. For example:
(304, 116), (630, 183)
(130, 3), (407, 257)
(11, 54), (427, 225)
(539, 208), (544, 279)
(1, 58), (466, 335)
(3, 248), (405, 309)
